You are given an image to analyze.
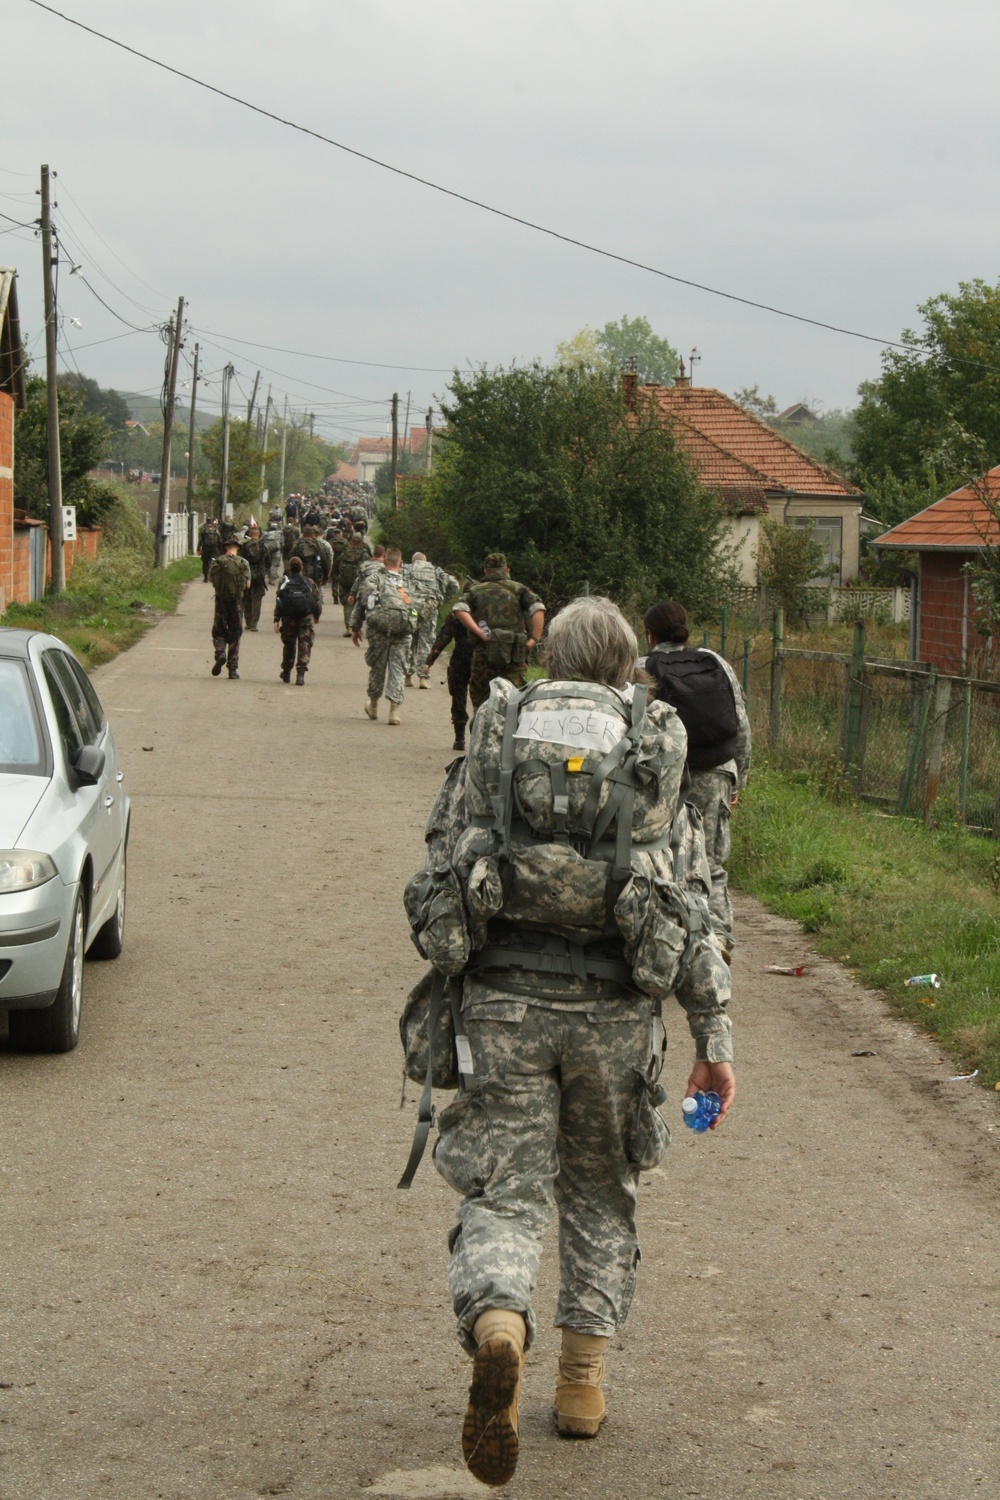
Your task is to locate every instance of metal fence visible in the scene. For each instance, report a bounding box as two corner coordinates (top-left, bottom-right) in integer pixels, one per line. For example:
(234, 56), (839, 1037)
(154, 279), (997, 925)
(702, 610), (1000, 836)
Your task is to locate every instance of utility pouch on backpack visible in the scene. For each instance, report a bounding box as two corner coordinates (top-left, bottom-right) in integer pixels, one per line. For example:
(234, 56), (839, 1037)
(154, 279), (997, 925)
(484, 627), (523, 671)
(614, 875), (691, 1000)
(403, 863), (471, 975)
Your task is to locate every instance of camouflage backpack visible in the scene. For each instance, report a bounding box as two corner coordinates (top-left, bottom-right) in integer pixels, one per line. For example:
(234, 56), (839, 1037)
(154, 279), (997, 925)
(295, 537), (323, 583)
(213, 554), (247, 606)
(472, 580), (529, 671)
(366, 571), (419, 641)
(406, 560), (443, 622)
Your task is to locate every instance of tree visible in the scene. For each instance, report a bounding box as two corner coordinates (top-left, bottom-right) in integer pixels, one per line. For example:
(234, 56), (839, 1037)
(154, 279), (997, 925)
(734, 385), (778, 422)
(57, 373), (130, 431)
(198, 419), (269, 521)
(754, 517), (829, 624)
(853, 278), (1000, 523)
(556, 315), (679, 385)
(428, 363), (735, 612)
(14, 374), (116, 526)
(263, 415), (344, 499)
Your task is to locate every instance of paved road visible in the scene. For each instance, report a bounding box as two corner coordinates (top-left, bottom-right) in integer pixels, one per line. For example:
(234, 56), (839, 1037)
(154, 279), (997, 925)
(2, 581), (998, 1500)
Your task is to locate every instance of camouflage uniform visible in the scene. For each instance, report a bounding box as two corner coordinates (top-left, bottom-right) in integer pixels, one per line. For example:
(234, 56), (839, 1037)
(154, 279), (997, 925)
(645, 643), (751, 957)
(274, 574), (322, 676)
(425, 613), (475, 741)
(351, 568), (414, 705)
(208, 553), (251, 672)
(453, 562), (544, 712)
(339, 540), (372, 631)
(328, 531), (349, 602)
(430, 678), (733, 1353)
(239, 536), (269, 630)
(404, 560), (459, 677)
(198, 520), (222, 581)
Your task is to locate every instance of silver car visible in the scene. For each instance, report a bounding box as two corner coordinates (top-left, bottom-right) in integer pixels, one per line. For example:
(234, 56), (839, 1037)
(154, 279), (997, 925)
(0, 629), (129, 1052)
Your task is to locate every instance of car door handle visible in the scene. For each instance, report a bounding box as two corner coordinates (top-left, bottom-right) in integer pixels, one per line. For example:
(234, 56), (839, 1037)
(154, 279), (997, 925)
(104, 795), (115, 808)
(116, 771), (125, 783)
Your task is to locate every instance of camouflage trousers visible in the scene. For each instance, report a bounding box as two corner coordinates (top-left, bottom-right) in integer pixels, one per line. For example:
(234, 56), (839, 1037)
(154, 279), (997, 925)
(435, 991), (665, 1354)
(212, 601), (242, 671)
(467, 649), (527, 713)
(243, 585), (266, 630)
(407, 613), (438, 677)
(686, 769), (735, 957)
(279, 617), (315, 672)
(343, 598), (355, 632)
(365, 628), (411, 704)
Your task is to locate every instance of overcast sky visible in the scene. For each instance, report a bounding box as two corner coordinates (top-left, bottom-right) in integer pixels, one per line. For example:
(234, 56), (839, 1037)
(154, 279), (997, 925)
(3, 0), (999, 444)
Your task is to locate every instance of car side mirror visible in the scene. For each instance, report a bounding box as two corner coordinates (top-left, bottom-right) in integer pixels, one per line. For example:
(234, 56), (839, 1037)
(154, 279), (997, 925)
(73, 745), (106, 786)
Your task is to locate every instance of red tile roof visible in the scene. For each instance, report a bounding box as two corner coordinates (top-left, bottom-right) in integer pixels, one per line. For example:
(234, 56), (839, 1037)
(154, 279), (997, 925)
(644, 385), (860, 499)
(874, 467), (1000, 551)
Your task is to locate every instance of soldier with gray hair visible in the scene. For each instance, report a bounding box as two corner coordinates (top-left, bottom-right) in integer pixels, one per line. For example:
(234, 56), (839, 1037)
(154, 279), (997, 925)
(404, 594), (735, 1487)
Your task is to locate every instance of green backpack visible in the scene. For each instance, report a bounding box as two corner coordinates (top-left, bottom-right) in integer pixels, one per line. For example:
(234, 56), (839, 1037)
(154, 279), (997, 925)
(475, 580), (529, 670)
(214, 555), (246, 605)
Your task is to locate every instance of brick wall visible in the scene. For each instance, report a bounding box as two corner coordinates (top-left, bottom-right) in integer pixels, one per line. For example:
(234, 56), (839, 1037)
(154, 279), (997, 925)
(919, 551), (994, 676)
(8, 521), (103, 606)
(0, 393), (13, 615)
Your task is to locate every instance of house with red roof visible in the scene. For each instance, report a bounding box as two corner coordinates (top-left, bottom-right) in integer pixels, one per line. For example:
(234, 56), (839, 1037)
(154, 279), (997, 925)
(632, 375), (863, 585)
(874, 470), (1000, 676)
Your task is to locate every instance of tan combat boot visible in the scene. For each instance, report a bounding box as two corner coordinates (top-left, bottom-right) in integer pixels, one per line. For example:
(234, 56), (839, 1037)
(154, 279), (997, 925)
(554, 1330), (608, 1437)
(387, 701), (401, 725)
(463, 1311), (525, 1488)
(364, 697), (379, 719)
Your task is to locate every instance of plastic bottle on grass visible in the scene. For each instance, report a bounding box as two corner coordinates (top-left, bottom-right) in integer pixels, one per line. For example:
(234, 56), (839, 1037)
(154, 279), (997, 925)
(682, 1091), (721, 1132)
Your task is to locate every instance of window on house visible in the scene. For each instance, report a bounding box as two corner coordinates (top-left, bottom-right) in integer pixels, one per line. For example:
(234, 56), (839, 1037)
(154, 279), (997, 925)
(792, 517), (842, 585)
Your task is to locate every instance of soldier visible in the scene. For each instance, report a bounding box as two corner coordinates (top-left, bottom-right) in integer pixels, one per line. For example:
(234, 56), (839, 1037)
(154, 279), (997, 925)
(404, 552), (459, 688)
(641, 600), (751, 962)
(326, 526), (346, 603)
(198, 516), (221, 582)
(452, 553), (545, 713)
(410, 596), (735, 1487)
(350, 545), (417, 724)
(208, 536), (251, 679)
(421, 610), (475, 751)
(273, 555), (322, 685)
(239, 521), (269, 631)
(338, 532), (372, 636)
(290, 525), (326, 589)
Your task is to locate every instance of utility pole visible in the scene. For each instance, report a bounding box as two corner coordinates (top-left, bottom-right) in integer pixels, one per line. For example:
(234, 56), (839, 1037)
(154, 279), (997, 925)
(246, 369), (260, 426)
(390, 391), (399, 508)
(424, 406), (434, 474)
(278, 395), (289, 499)
(259, 384), (272, 508)
(155, 295), (184, 568)
(40, 164), (65, 592)
(218, 363), (234, 522)
(185, 341), (199, 519)
(308, 411), (314, 440)
(402, 390), (411, 451)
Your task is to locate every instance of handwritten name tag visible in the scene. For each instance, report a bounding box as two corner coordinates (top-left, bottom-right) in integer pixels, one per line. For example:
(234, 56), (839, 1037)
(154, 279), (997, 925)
(515, 708), (625, 754)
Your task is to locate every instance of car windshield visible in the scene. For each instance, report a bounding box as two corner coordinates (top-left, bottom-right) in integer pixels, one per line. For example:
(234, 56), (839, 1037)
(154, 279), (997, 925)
(0, 658), (46, 775)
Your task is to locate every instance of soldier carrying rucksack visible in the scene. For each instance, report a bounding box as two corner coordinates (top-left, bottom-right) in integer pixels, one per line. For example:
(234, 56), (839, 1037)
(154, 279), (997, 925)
(350, 545), (417, 724)
(208, 538), (251, 679)
(290, 525), (327, 587)
(452, 553), (545, 711)
(641, 600), (751, 962)
(273, 556), (322, 685)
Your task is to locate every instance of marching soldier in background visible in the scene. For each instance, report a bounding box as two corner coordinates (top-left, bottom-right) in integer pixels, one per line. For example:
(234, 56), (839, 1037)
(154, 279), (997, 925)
(198, 517), (221, 582)
(452, 553), (545, 712)
(239, 521), (269, 631)
(422, 610), (475, 752)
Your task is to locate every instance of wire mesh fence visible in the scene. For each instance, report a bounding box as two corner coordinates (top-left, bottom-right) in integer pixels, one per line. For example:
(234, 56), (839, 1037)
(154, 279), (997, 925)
(693, 608), (1000, 836)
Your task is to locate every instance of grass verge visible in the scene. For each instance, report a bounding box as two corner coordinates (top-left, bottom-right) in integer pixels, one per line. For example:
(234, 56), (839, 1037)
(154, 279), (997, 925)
(730, 766), (1000, 1087)
(1, 556), (202, 667)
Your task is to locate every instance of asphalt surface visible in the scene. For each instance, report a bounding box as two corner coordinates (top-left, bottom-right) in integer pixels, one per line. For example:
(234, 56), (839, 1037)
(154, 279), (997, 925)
(1, 580), (998, 1500)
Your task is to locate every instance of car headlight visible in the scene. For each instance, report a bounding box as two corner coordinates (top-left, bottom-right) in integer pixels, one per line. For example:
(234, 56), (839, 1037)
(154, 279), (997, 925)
(0, 852), (58, 892)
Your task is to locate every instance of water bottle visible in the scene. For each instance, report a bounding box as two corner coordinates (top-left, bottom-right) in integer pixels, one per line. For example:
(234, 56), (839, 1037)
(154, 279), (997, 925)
(681, 1091), (721, 1132)
(478, 619), (492, 641)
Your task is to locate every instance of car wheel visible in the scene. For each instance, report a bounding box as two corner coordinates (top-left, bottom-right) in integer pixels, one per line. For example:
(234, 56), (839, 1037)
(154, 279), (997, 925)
(9, 890), (85, 1054)
(89, 842), (126, 961)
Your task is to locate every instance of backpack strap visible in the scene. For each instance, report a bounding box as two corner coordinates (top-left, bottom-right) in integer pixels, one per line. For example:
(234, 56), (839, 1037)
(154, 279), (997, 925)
(397, 968), (447, 1190)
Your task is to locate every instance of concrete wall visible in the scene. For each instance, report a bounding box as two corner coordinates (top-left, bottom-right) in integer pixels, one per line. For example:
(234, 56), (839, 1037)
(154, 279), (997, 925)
(0, 392), (13, 614)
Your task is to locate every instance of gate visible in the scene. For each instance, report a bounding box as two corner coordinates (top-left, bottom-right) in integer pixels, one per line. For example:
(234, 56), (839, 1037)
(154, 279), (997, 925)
(29, 525), (46, 601)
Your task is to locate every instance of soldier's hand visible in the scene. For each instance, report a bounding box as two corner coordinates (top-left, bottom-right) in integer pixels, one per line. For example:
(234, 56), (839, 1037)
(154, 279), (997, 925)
(352, 631), (362, 647)
(685, 1060), (736, 1128)
(273, 621), (280, 634)
(526, 637), (537, 651)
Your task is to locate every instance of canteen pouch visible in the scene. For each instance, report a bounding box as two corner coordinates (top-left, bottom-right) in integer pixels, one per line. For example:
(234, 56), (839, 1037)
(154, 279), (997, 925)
(403, 863), (472, 976)
(484, 627), (525, 672)
(465, 854), (505, 948)
(625, 1072), (671, 1170)
(400, 969), (459, 1089)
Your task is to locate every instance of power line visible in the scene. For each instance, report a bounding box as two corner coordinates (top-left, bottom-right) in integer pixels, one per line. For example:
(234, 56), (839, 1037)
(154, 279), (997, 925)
(54, 207), (163, 317)
(189, 324), (455, 375)
(21, 0), (977, 364)
(54, 173), (169, 301)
